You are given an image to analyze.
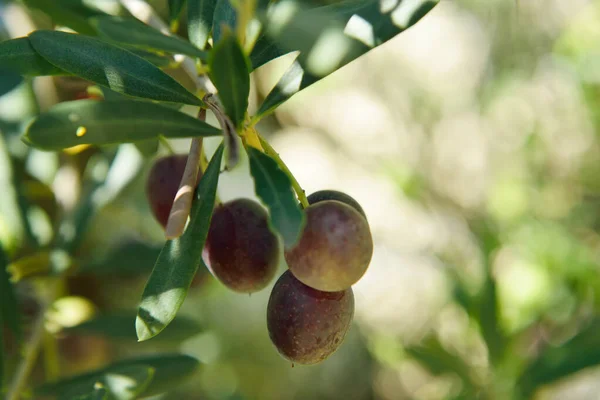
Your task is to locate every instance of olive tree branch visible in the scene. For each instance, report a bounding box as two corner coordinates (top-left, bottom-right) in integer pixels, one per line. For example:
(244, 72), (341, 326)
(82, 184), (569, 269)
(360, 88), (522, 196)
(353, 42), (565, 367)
(6, 280), (60, 400)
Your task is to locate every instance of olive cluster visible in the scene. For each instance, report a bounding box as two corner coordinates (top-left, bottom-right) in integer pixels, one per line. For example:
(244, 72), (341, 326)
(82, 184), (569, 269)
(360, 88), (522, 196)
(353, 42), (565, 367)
(147, 155), (373, 365)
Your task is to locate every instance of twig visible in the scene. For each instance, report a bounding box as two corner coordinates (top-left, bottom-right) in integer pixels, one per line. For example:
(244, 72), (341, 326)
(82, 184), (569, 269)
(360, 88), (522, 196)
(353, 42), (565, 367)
(204, 94), (240, 169)
(164, 138), (204, 240)
(258, 135), (309, 208)
(6, 280), (59, 400)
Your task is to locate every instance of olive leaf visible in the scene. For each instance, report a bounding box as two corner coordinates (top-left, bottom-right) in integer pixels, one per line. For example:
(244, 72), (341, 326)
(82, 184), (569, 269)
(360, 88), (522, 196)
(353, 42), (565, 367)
(256, 0), (439, 117)
(136, 145), (224, 341)
(29, 30), (202, 105)
(247, 147), (305, 249)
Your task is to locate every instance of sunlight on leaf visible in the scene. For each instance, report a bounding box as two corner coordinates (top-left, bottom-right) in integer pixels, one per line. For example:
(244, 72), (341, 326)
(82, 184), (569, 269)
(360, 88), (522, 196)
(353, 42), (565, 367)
(344, 14), (375, 47)
(305, 26), (352, 77)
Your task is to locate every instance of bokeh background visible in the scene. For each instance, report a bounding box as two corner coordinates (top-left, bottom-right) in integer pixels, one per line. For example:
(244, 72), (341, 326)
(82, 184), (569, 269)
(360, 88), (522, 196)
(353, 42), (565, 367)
(3, 0), (600, 399)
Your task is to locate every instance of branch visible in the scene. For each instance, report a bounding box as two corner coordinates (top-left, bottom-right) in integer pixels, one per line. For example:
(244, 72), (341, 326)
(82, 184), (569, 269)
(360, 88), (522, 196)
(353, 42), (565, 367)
(164, 137), (203, 239)
(204, 94), (240, 170)
(6, 280), (60, 400)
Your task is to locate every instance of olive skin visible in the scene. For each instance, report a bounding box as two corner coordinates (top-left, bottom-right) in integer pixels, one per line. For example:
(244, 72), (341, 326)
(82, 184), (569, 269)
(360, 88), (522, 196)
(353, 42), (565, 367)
(285, 200), (373, 292)
(204, 199), (280, 293)
(146, 155), (198, 228)
(267, 270), (354, 365)
(307, 190), (366, 219)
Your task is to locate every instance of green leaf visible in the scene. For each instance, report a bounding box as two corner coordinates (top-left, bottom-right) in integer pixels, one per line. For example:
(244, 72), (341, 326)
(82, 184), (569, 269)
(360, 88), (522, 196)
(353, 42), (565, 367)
(22, 0), (97, 35)
(39, 364), (154, 400)
(518, 318), (600, 397)
(28, 30), (202, 105)
(39, 354), (199, 398)
(23, 100), (221, 150)
(136, 145), (224, 341)
(0, 244), (22, 340)
(212, 0), (237, 44)
(169, 0), (187, 26)
(65, 313), (202, 342)
(123, 48), (174, 68)
(246, 147), (304, 249)
(250, 34), (288, 71)
(0, 242), (19, 392)
(188, 0), (217, 50)
(256, 58), (318, 117)
(208, 32), (250, 128)
(256, 0), (439, 117)
(405, 336), (475, 392)
(91, 16), (207, 60)
(469, 220), (505, 365)
(68, 387), (108, 400)
(0, 37), (65, 76)
(134, 138), (160, 157)
(0, 308), (3, 392)
(0, 134), (25, 255)
(0, 69), (22, 97)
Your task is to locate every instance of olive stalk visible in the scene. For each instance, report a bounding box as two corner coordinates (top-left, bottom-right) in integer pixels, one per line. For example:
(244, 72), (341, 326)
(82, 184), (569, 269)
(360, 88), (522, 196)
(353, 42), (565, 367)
(257, 134), (309, 208)
(164, 136), (204, 240)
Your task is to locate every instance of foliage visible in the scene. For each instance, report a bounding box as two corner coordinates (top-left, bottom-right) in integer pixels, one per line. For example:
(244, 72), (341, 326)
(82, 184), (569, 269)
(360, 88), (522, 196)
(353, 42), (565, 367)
(4, 0), (600, 399)
(0, 0), (437, 398)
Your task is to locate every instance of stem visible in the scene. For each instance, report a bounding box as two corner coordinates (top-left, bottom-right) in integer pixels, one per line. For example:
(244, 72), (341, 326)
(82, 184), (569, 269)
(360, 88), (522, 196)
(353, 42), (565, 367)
(164, 136), (203, 240)
(258, 135), (309, 208)
(42, 331), (60, 382)
(169, 20), (179, 34)
(6, 280), (59, 400)
(204, 94), (239, 169)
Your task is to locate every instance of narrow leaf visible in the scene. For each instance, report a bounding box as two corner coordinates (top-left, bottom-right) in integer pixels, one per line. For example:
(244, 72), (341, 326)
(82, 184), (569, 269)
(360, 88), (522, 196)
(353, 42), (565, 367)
(0, 308), (3, 392)
(0, 244), (22, 343)
(247, 147), (304, 249)
(134, 138), (160, 157)
(250, 34), (288, 71)
(28, 30), (202, 105)
(65, 313), (202, 342)
(0, 69), (22, 97)
(406, 336), (475, 392)
(40, 364), (154, 400)
(256, 59), (318, 117)
(188, 0), (217, 50)
(208, 32), (250, 127)
(22, 0), (97, 35)
(169, 0), (187, 26)
(122, 48), (173, 68)
(91, 16), (207, 60)
(0, 134), (25, 255)
(212, 0), (237, 44)
(24, 100), (220, 150)
(37, 354), (199, 398)
(256, 0), (439, 117)
(518, 318), (600, 396)
(0, 37), (65, 76)
(68, 387), (108, 400)
(136, 145), (224, 341)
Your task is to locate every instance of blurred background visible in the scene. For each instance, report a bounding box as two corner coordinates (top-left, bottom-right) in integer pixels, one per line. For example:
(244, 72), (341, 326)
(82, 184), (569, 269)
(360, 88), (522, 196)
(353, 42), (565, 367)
(3, 0), (600, 399)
